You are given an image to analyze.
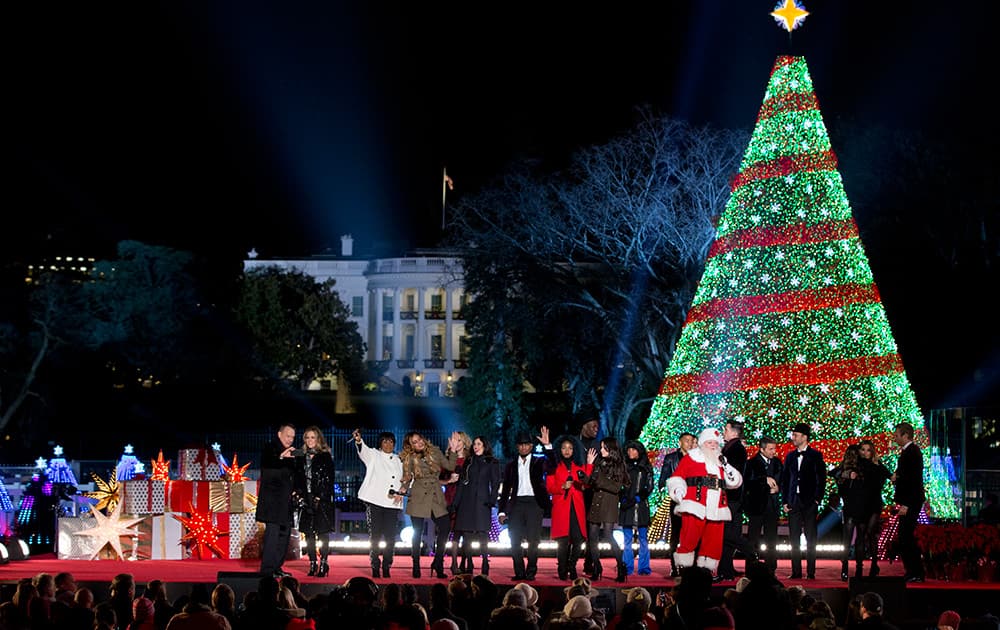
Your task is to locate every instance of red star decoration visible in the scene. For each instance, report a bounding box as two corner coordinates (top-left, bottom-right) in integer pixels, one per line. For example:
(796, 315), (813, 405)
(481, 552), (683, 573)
(151, 450), (171, 481)
(222, 453), (251, 482)
(173, 503), (228, 559)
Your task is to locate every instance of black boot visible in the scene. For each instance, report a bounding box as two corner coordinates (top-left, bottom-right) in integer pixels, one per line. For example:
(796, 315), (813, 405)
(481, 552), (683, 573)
(855, 562), (863, 579)
(616, 561), (627, 583)
(413, 558), (422, 578)
(481, 557), (490, 576)
(371, 558), (381, 579)
(841, 560), (849, 582)
(308, 560), (318, 577)
(382, 564), (391, 579)
(450, 556), (460, 575)
(869, 562), (880, 577)
(591, 560), (603, 581)
(318, 559), (329, 578)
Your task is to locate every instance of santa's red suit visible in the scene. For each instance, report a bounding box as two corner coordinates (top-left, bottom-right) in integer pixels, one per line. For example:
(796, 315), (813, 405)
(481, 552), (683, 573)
(666, 427), (743, 572)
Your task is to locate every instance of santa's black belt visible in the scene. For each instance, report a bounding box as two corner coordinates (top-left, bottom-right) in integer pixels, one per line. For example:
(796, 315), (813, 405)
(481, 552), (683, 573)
(684, 476), (721, 489)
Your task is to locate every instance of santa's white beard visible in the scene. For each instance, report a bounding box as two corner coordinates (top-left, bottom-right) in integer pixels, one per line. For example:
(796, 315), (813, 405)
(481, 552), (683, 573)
(702, 448), (720, 468)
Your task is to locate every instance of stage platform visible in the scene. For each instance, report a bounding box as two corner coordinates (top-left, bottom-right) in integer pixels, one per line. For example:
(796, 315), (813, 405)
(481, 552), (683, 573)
(2, 556), (998, 628)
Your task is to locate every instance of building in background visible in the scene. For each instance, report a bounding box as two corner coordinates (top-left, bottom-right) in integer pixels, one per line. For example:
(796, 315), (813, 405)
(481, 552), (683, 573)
(243, 235), (469, 397)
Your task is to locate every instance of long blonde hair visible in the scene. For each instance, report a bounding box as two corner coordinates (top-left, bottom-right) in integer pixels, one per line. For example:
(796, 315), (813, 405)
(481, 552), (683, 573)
(301, 425), (331, 453)
(453, 431), (472, 457)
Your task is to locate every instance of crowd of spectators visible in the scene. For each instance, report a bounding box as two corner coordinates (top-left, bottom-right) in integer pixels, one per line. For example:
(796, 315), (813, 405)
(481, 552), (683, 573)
(0, 564), (997, 630)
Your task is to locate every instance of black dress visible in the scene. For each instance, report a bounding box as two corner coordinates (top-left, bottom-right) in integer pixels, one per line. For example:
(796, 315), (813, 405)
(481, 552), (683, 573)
(295, 449), (336, 535)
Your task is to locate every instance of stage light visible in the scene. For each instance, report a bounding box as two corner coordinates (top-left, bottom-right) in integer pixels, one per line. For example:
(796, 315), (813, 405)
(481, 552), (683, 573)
(399, 526), (414, 544)
(498, 528), (511, 547)
(0, 537), (29, 561)
(0, 543), (8, 564)
(612, 530), (625, 549)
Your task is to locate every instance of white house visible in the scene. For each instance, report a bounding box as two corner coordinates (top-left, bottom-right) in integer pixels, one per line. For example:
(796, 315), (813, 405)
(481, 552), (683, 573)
(243, 235), (469, 396)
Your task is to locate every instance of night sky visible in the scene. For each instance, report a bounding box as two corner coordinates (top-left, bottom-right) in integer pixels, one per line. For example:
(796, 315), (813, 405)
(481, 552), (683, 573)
(7, 2), (998, 409)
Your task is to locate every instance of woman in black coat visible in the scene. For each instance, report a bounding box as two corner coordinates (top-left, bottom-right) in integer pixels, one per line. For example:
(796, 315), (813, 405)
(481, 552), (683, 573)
(857, 439), (892, 577)
(451, 435), (501, 574)
(620, 439), (653, 576)
(294, 425), (336, 578)
(586, 437), (629, 582)
(832, 444), (866, 580)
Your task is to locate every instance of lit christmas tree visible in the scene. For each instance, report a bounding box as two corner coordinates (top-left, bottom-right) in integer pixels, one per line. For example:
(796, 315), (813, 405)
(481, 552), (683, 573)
(116, 445), (141, 481)
(45, 445), (79, 485)
(640, 55), (957, 520)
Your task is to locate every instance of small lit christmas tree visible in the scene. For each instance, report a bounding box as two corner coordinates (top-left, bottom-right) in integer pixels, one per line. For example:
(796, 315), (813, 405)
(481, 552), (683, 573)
(639, 54), (956, 520)
(45, 445), (79, 485)
(116, 445), (141, 481)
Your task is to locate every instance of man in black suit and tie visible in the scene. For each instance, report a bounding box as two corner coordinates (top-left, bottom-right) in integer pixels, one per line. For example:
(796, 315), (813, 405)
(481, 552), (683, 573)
(497, 427), (554, 581)
(778, 422), (826, 579)
(744, 435), (782, 573)
(891, 421), (925, 583)
(658, 431), (696, 578)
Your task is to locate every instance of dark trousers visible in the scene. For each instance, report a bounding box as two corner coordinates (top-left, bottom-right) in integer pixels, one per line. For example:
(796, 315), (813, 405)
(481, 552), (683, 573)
(557, 505), (585, 577)
(718, 499), (749, 577)
(668, 509), (683, 568)
(367, 503), (400, 569)
(896, 506), (923, 578)
(788, 501), (818, 577)
(304, 531), (329, 563)
(259, 522), (291, 574)
(587, 521), (622, 573)
(863, 511), (882, 564)
(410, 514), (451, 570)
(842, 515), (864, 571)
(508, 497), (543, 578)
(746, 509), (779, 572)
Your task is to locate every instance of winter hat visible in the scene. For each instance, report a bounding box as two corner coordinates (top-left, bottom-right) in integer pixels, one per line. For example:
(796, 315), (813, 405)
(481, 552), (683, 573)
(698, 428), (723, 446)
(513, 582), (539, 607)
(564, 577), (598, 599)
(564, 595), (593, 619)
(625, 587), (651, 605)
(132, 596), (154, 622)
(502, 589), (527, 608)
(701, 606), (734, 630)
(938, 610), (961, 629)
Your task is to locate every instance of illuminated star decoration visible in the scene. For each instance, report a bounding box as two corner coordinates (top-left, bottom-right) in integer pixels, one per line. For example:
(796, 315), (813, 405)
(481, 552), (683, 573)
(151, 450), (171, 481)
(124, 444), (134, 455)
(222, 453), (251, 483)
(83, 467), (121, 514)
(35, 457), (48, 469)
(53, 445), (64, 457)
(771, 0), (809, 32)
(73, 500), (144, 560)
(211, 442), (222, 452)
(173, 504), (228, 559)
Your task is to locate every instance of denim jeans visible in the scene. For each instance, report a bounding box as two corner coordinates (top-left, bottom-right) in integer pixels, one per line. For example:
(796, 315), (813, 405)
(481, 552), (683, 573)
(622, 526), (650, 574)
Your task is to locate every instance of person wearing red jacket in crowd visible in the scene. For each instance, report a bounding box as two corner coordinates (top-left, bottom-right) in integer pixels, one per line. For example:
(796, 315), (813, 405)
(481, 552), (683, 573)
(666, 427), (743, 576)
(546, 435), (593, 580)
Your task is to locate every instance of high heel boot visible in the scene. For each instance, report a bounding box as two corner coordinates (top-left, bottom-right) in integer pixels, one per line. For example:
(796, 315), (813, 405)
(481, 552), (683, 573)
(318, 559), (329, 578)
(591, 559), (603, 581)
(308, 560), (318, 577)
(616, 561), (627, 583)
(869, 562), (880, 577)
(840, 560), (849, 582)
(481, 557), (490, 575)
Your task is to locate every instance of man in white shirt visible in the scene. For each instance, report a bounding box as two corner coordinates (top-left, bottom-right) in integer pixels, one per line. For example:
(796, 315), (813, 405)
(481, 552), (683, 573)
(497, 427), (553, 581)
(353, 429), (404, 579)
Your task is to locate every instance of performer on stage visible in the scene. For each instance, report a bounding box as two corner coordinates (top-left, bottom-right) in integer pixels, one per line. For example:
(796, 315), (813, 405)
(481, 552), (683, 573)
(585, 437), (629, 582)
(497, 428), (554, 581)
(665, 427), (743, 575)
(398, 431), (460, 578)
(717, 420), (749, 581)
(620, 439), (654, 577)
(743, 436), (782, 573)
(546, 435), (593, 580)
(657, 432), (696, 578)
(353, 429), (404, 579)
(257, 423), (297, 579)
(294, 425), (336, 578)
(451, 436), (501, 575)
(778, 422), (826, 580)
(892, 421), (925, 583)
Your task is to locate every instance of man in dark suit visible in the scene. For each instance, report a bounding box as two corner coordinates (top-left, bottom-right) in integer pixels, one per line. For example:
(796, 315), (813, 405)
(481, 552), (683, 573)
(744, 435), (782, 573)
(778, 422), (826, 579)
(256, 422), (297, 578)
(497, 427), (554, 581)
(717, 420), (749, 581)
(892, 421), (925, 583)
(658, 431), (696, 578)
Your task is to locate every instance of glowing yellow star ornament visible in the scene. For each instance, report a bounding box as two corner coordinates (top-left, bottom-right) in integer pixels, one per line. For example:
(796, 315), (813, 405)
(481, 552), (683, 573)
(174, 504), (229, 559)
(73, 500), (145, 560)
(222, 453), (251, 482)
(151, 450), (171, 481)
(83, 466), (121, 514)
(771, 0), (809, 32)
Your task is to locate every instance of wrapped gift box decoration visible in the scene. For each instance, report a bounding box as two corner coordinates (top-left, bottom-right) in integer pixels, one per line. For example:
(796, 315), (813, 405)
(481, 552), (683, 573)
(57, 517), (103, 560)
(167, 480), (211, 513)
(178, 448), (223, 481)
(134, 514), (186, 560)
(122, 479), (166, 515)
(217, 512), (259, 559)
(208, 480), (251, 513)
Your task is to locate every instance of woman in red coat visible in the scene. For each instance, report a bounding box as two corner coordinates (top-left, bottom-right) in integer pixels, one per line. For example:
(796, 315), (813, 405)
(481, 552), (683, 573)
(546, 435), (593, 580)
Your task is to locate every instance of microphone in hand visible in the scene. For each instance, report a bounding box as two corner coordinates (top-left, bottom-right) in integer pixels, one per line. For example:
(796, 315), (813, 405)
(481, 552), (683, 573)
(718, 454), (727, 467)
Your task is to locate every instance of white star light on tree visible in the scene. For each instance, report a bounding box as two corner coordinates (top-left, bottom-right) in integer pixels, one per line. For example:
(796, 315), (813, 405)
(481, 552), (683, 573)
(211, 442), (222, 451)
(73, 501), (144, 560)
(768, 408), (779, 418)
(798, 395), (810, 406)
(123, 445), (134, 455)
(835, 404), (846, 414)
(819, 384), (830, 394)
(35, 457), (48, 469)
(53, 445), (64, 457)
(134, 462), (145, 474)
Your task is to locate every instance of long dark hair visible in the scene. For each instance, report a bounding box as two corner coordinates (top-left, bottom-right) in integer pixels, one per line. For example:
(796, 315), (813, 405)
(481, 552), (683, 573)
(599, 437), (628, 484)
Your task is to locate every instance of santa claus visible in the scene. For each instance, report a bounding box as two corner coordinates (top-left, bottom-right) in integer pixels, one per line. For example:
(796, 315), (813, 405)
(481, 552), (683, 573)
(666, 427), (743, 573)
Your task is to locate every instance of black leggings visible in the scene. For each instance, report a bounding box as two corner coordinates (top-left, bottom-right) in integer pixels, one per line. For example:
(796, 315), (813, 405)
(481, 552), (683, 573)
(304, 531), (329, 563)
(410, 514), (451, 568)
(587, 521), (621, 568)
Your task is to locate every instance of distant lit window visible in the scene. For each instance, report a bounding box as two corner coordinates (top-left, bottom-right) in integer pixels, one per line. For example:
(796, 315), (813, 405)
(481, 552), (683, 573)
(352, 296), (364, 317)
